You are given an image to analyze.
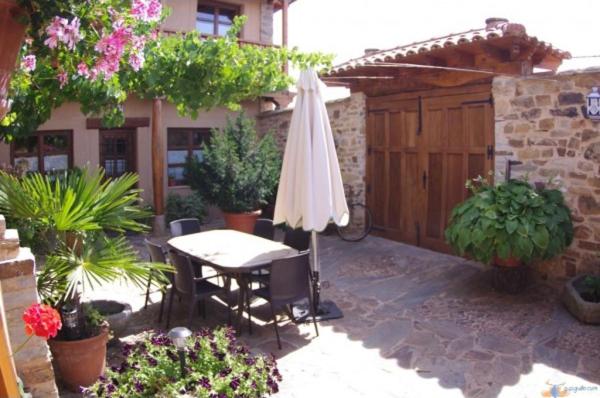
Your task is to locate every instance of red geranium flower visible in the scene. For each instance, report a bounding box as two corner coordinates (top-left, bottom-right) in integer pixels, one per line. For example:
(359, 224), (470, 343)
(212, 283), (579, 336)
(22, 303), (62, 340)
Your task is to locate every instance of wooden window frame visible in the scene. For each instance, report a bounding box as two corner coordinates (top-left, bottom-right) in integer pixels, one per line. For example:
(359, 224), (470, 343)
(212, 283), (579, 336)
(99, 128), (138, 178)
(167, 128), (212, 186)
(10, 130), (74, 174)
(196, 1), (242, 38)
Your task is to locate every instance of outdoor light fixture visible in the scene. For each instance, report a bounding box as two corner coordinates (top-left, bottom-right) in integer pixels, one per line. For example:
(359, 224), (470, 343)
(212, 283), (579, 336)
(168, 327), (192, 377)
(588, 87), (600, 120)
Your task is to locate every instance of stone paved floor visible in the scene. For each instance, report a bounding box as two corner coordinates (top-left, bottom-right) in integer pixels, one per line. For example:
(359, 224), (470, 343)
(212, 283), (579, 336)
(62, 233), (600, 398)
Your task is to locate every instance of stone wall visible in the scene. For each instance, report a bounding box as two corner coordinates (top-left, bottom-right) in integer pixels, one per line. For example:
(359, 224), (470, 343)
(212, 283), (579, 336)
(493, 69), (600, 278)
(257, 92), (367, 205)
(0, 215), (58, 397)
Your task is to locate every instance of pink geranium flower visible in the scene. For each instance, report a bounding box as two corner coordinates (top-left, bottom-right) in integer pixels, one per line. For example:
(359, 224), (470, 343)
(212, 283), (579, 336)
(131, 0), (162, 22)
(57, 71), (68, 88)
(44, 16), (82, 50)
(21, 55), (36, 72)
(76, 62), (90, 78)
(44, 16), (67, 49)
(128, 52), (145, 71)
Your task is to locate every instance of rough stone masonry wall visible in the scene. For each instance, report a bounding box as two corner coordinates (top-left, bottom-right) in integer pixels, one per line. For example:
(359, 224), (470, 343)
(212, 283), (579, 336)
(493, 69), (600, 278)
(0, 215), (58, 397)
(257, 92), (367, 205)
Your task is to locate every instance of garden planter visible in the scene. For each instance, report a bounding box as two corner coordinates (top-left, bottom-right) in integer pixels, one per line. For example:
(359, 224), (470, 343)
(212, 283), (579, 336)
(49, 324), (109, 392)
(223, 210), (261, 234)
(0, 0), (28, 118)
(493, 255), (522, 267)
(563, 275), (600, 324)
(89, 300), (132, 338)
(491, 263), (530, 294)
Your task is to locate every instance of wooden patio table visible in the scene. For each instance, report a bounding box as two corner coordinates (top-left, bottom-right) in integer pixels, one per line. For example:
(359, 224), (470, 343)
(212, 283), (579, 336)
(167, 229), (298, 334)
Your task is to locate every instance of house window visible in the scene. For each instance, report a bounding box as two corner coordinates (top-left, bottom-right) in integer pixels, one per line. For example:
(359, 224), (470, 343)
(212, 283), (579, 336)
(196, 2), (239, 36)
(12, 130), (73, 174)
(167, 128), (212, 186)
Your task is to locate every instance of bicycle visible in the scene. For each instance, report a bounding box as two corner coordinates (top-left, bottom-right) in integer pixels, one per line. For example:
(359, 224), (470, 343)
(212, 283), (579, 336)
(336, 202), (373, 242)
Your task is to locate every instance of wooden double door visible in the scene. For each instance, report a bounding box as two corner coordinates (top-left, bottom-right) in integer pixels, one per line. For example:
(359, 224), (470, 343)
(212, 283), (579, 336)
(366, 86), (494, 253)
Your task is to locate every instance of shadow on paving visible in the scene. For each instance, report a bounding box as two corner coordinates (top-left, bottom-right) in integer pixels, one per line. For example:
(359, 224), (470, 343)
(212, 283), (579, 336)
(59, 233), (600, 397)
(314, 234), (600, 398)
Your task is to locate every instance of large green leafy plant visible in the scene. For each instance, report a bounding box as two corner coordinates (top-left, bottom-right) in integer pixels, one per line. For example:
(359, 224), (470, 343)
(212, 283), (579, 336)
(445, 178), (573, 265)
(0, 168), (169, 331)
(185, 113), (281, 213)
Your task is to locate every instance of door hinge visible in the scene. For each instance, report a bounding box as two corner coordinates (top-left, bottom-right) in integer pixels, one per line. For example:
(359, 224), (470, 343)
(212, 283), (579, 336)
(417, 96), (423, 136)
(367, 146), (372, 156)
(422, 170), (428, 189)
(487, 145), (494, 160)
(462, 95), (494, 106)
(367, 184), (372, 194)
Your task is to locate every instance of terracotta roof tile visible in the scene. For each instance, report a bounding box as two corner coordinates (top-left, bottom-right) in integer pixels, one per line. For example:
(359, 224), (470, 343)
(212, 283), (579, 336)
(328, 19), (571, 75)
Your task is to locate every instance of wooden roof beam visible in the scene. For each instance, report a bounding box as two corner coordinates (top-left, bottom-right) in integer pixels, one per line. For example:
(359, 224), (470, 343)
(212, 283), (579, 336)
(479, 43), (511, 63)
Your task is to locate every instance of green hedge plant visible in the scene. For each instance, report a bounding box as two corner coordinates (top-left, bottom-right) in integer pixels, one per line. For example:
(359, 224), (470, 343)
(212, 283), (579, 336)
(445, 178), (573, 265)
(185, 113), (281, 213)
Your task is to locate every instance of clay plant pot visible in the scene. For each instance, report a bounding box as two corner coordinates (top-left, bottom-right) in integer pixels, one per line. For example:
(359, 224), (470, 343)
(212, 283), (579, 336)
(222, 209), (261, 234)
(48, 325), (109, 392)
(0, 0), (28, 118)
(493, 255), (522, 267)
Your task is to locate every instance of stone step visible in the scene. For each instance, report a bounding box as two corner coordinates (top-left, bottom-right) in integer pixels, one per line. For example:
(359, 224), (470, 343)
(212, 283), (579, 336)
(0, 229), (20, 262)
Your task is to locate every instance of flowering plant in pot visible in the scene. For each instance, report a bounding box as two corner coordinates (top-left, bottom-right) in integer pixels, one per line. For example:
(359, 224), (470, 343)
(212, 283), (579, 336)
(445, 177), (573, 291)
(84, 327), (281, 397)
(0, 167), (170, 391)
(185, 113), (281, 233)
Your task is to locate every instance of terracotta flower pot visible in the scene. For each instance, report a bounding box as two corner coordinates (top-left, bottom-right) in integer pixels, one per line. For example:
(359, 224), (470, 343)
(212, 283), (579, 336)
(493, 255), (522, 267)
(0, 0), (28, 118)
(222, 210), (261, 234)
(48, 325), (109, 392)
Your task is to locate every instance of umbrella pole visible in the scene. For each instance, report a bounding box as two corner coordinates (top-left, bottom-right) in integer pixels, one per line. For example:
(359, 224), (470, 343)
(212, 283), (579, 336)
(311, 231), (321, 312)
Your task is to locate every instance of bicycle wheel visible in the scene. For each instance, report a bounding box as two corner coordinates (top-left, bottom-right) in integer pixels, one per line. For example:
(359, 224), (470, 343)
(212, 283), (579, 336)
(336, 203), (373, 242)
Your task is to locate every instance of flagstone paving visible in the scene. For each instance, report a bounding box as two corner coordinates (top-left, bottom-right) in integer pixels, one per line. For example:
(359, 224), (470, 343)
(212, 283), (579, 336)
(62, 233), (600, 398)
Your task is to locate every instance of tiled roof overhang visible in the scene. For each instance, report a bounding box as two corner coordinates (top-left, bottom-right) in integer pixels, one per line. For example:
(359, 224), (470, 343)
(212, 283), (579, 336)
(325, 20), (571, 79)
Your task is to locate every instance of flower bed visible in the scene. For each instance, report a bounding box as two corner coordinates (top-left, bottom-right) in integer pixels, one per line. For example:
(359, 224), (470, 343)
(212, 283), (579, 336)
(84, 327), (281, 397)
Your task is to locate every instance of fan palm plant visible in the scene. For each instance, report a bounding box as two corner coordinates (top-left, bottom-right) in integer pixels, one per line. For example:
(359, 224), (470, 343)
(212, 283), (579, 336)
(0, 167), (170, 312)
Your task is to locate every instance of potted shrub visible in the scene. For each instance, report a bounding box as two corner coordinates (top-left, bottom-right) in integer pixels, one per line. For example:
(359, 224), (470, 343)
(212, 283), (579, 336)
(83, 326), (282, 397)
(0, 167), (170, 391)
(185, 113), (281, 233)
(563, 275), (600, 324)
(445, 177), (573, 292)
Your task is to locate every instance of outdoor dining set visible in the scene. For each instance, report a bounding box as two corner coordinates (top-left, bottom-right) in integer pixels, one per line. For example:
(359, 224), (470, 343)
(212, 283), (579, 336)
(143, 218), (319, 350)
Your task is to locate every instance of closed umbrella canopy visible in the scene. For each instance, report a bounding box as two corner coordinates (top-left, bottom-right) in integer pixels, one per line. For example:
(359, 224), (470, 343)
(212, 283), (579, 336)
(273, 68), (349, 230)
(273, 68), (348, 320)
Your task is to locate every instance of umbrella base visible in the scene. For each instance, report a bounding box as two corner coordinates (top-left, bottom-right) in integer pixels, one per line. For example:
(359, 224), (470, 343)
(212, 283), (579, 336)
(292, 299), (343, 323)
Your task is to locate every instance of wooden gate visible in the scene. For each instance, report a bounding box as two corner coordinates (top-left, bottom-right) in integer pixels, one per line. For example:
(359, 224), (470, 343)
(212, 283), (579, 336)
(366, 85), (494, 253)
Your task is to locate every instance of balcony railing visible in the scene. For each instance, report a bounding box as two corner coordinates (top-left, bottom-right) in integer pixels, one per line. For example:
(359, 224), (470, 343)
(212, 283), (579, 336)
(161, 30), (279, 49)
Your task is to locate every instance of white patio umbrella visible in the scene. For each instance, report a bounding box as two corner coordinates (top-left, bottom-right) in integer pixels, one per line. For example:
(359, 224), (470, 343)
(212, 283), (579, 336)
(273, 68), (349, 319)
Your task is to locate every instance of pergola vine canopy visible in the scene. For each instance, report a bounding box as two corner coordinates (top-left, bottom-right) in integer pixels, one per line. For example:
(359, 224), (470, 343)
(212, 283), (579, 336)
(0, 0), (331, 141)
